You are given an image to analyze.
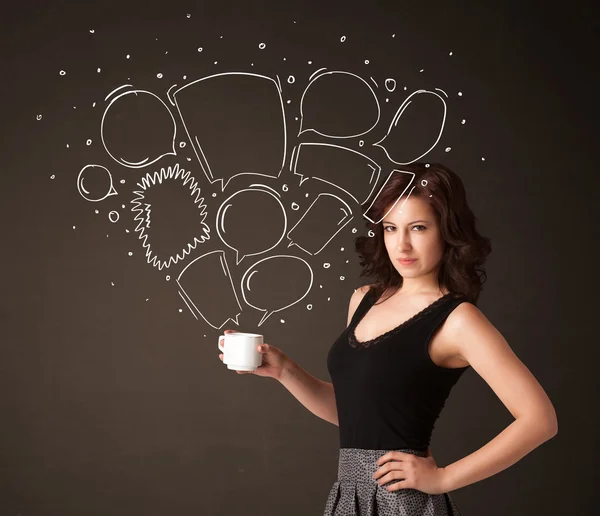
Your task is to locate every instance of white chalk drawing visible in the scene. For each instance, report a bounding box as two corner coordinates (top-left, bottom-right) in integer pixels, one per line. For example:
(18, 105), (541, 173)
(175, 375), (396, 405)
(169, 72), (287, 191)
(363, 169), (416, 224)
(131, 163), (210, 270)
(298, 70), (380, 138)
(385, 78), (396, 92)
(77, 164), (118, 202)
(287, 193), (354, 255)
(292, 142), (380, 205)
(240, 255), (314, 327)
(373, 89), (447, 164)
(216, 185), (287, 265)
(101, 88), (177, 168)
(176, 250), (242, 329)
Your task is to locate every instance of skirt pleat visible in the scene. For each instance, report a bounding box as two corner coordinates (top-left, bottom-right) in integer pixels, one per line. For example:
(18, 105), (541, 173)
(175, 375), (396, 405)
(323, 448), (462, 516)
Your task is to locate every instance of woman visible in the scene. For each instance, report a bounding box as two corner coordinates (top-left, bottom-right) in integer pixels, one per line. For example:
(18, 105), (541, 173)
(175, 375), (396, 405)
(219, 163), (558, 515)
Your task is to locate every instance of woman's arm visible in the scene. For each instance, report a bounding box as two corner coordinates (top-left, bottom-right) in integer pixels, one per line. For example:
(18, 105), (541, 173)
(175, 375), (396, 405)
(439, 303), (558, 492)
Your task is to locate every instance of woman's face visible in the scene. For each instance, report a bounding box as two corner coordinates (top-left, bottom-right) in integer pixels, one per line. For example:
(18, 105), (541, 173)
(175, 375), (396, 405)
(382, 195), (446, 281)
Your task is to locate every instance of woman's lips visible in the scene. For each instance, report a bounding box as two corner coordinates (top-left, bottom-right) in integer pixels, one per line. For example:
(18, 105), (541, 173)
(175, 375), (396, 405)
(397, 258), (417, 265)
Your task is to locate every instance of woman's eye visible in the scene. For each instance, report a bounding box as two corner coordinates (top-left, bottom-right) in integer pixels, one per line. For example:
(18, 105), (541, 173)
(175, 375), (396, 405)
(383, 226), (395, 232)
(412, 225), (426, 231)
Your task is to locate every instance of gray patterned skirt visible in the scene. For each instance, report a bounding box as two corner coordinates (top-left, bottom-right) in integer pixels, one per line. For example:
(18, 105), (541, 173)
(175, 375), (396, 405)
(323, 448), (462, 515)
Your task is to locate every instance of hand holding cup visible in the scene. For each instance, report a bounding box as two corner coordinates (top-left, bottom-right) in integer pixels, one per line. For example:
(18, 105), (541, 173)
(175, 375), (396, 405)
(218, 330), (289, 380)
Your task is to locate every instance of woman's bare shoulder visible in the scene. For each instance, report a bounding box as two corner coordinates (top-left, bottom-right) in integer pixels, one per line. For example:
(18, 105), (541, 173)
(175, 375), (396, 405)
(347, 284), (373, 326)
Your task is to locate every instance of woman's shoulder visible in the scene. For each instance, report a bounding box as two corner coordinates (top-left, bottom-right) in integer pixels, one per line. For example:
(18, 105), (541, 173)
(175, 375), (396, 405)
(346, 284), (374, 326)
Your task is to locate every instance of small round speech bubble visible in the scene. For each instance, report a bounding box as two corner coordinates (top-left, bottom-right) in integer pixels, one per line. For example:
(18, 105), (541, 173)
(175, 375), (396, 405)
(101, 89), (177, 168)
(216, 187), (287, 265)
(240, 254), (314, 327)
(77, 164), (117, 202)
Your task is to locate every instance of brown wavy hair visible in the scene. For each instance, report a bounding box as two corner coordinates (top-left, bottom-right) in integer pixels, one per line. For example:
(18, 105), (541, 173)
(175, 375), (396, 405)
(355, 163), (492, 305)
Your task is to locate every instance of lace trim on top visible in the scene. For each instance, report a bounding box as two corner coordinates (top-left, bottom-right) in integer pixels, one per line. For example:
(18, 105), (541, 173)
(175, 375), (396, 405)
(348, 291), (461, 349)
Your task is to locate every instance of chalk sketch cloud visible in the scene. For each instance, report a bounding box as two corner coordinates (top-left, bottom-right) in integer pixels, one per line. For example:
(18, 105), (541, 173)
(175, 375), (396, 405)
(298, 70), (380, 138)
(292, 142), (380, 205)
(216, 184), (287, 265)
(131, 163), (210, 270)
(77, 164), (118, 202)
(169, 72), (287, 191)
(101, 87), (177, 168)
(373, 89), (448, 164)
(287, 193), (353, 255)
(241, 255), (313, 327)
(176, 250), (242, 329)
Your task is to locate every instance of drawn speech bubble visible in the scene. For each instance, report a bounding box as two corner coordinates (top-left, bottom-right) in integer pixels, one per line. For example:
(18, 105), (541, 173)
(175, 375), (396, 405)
(240, 255), (314, 327)
(298, 71), (380, 138)
(101, 89), (177, 168)
(170, 73), (286, 191)
(216, 187), (287, 265)
(176, 250), (243, 329)
(77, 164), (117, 202)
(287, 193), (353, 255)
(373, 89), (447, 164)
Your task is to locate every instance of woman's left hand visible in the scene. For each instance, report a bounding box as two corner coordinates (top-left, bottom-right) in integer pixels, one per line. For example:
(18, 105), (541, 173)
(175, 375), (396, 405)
(372, 448), (448, 495)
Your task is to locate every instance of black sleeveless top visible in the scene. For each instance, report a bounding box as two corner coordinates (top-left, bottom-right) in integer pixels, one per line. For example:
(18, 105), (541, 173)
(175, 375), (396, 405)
(326, 287), (471, 451)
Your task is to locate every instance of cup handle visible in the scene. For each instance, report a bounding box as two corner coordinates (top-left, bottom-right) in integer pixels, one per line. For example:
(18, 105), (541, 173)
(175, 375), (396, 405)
(218, 335), (225, 352)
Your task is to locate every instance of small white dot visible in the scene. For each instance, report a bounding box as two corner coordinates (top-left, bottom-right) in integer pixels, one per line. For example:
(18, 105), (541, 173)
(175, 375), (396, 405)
(327, 297), (331, 301)
(345, 260), (349, 263)
(280, 319), (285, 323)
(364, 60), (369, 65)
(352, 228), (357, 233)
(461, 119), (466, 124)
(59, 70), (66, 76)
(183, 75), (187, 80)
(340, 276), (345, 281)
(323, 263), (330, 269)
(66, 144), (69, 148)
(308, 60), (312, 64)
(212, 192), (217, 197)
(214, 61), (217, 65)
(307, 304), (313, 310)
(179, 141), (186, 148)
(111, 282), (114, 286)
(36, 114), (42, 120)
(319, 285), (322, 288)
(125, 229), (129, 233)
(340, 247), (344, 251)
(445, 147), (451, 152)
(425, 163), (430, 168)
(166, 275), (171, 281)
(286, 99), (291, 104)
(92, 102), (96, 107)
(420, 69), (424, 72)
(128, 251), (133, 256)
(72, 225), (76, 229)
(157, 73), (163, 78)
(481, 157), (486, 161)
(89, 29), (95, 33)
(197, 47), (203, 52)
(186, 13), (191, 18)
(86, 139), (92, 146)
(449, 51), (453, 56)
(146, 298), (149, 302)
(95, 209), (99, 214)
(50, 175), (55, 179)
(291, 202), (299, 210)
(97, 68), (101, 73)
(458, 91), (463, 96)
(179, 308), (183, 313)
(340, 36), (346, 42)
(258, 42), (266, 49)
(305, 193), (309, 197)
(126, 54), (130, 59)
(120, 179), (125, 184)
(121, 204), (125, 209)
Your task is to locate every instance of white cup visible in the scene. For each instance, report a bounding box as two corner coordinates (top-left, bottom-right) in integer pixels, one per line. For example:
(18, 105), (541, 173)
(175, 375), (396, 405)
(218, 332), (263, 371)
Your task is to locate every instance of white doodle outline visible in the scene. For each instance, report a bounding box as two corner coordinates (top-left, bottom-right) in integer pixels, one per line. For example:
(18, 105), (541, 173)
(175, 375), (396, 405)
(169, 72), (287, 191)
(77, 164), (118, 202)
(373, 89), (447, 164)
(101, 88), (177, 168)
(292, 142), (381, 205)
(240, 254), (314, 327)
(362, 169), (416, 224)
(176, 249), (242, 329)
(298, 70), (381, 138)
(131, 163), (210, 270)
(215, 184), (288, 265)
(286, 193), (354, 255)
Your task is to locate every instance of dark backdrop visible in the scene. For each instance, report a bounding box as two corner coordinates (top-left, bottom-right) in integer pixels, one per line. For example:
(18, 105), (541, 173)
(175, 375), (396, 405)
(1, 1), (597, 515)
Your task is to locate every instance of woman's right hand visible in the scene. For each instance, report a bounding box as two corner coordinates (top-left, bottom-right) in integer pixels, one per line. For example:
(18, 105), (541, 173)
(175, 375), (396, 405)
(218, 329), (290, 381)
